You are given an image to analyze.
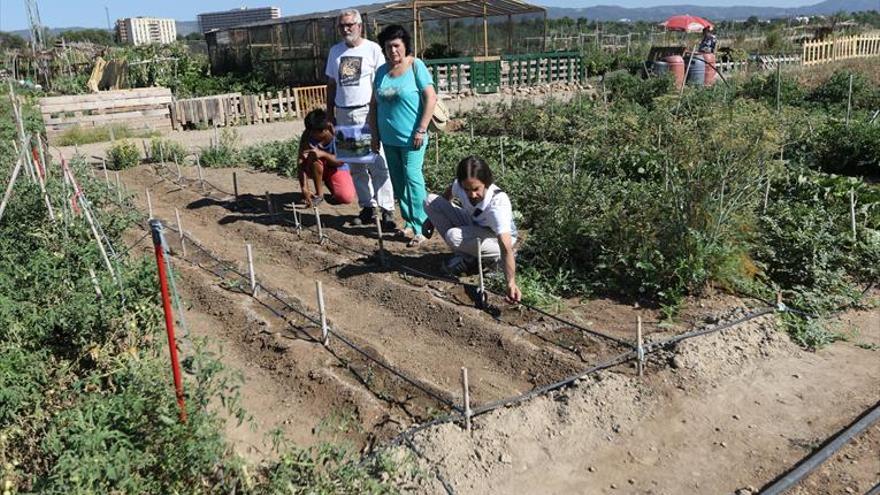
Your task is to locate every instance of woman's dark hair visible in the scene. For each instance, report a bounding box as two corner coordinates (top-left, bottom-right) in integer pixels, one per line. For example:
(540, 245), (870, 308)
(456, 156), (494, 187)
(304, 108), (331, 131)
(377, 24), (413, 56)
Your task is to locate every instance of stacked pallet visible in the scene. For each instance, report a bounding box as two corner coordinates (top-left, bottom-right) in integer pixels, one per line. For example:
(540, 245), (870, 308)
(40, 87), (173, 143)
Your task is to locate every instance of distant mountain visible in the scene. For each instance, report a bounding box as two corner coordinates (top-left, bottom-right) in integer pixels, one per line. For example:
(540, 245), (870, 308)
(545, 0), (879, 21)
(4, 0), (877, 38)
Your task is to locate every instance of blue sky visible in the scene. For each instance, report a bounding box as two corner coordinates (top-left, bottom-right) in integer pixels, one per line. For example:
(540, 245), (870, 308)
(0, 0), (821, 31)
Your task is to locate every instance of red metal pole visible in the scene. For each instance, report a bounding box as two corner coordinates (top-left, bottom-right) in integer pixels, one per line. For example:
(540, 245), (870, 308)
(149, 219), (188, 423)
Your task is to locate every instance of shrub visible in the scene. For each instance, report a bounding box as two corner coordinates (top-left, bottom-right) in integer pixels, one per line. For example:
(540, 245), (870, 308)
(810, 120), (880, 177)
(809, 70), (880, 110)
(199, 128), (240, 167)
(738, 71), (807, 106)
(105, 140), (140, 170)
(149, 138), (187, 164)
(605, 71), (673, 108)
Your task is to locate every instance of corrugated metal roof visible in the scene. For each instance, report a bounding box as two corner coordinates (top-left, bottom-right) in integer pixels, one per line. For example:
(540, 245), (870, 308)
(229, 0), (544, 29)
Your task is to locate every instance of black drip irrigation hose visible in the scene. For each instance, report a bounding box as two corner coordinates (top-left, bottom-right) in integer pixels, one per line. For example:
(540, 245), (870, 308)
(144, 160), (828, 490)
(151, 161), (634, 350)
(868, 482), (880, 495)
(172, 227), (461, 413)
(759, 399), (880, 495)
(151, 158), (799, 429)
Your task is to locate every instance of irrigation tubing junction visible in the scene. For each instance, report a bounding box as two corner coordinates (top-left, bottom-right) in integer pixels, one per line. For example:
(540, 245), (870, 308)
(91, 153), (875, 493)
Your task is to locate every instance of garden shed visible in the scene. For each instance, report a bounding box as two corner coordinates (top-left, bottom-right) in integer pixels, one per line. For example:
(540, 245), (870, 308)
(205, 0), (547, 86)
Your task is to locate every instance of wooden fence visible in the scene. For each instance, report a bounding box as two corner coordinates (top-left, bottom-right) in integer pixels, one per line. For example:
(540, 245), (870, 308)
(39, 87), (173, 142)
(170, 85), (327, 130)
(803, 33), (880, 66)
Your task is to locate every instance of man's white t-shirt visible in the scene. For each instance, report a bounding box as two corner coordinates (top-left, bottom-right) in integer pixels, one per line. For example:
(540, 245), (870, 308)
(325, 39), (385, 108)
(451, 181), (518, 239)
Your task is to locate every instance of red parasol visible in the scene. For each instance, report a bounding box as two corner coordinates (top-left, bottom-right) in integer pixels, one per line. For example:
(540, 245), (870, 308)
(660, 15), (714, 33)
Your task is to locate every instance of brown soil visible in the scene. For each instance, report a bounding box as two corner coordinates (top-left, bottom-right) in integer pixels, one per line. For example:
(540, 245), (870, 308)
(113, 148), (879, 492)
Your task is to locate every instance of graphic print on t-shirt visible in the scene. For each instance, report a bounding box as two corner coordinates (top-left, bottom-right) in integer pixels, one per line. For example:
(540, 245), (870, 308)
(339, 56), (363, 87)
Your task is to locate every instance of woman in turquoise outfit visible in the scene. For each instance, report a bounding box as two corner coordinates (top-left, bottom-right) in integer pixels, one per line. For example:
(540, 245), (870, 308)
(369, 24), (437, 247)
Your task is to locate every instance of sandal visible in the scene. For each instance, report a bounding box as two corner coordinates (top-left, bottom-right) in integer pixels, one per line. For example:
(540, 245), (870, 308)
(406, 234), (427, 247)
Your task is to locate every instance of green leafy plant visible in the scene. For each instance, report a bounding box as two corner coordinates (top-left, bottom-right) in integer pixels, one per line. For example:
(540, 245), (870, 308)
(105, 140), (141, 170)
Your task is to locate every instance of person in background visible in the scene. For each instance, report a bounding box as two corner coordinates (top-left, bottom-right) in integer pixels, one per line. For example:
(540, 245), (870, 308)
(699, 26), (717, 53)
(325, 8), (396, 230)
(297, 109), (356, 207)
(423, 156), (521, 303)
(369, 24), (437, 247)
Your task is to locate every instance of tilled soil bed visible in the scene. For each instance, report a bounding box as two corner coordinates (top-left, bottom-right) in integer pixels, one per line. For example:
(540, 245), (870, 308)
(116, 160), (879, 493)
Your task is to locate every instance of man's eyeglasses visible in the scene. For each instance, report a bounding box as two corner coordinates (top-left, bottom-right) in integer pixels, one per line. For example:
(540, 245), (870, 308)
(338, 22), (359, 29)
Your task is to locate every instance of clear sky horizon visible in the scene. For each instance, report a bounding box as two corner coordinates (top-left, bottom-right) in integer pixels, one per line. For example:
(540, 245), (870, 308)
(0, 0), (826, 32)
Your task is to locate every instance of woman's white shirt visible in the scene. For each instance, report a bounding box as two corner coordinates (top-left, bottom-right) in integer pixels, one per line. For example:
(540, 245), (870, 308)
(451, 181), (518, 239)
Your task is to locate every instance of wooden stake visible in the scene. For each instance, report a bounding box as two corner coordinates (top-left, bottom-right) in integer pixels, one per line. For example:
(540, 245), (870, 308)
(461, 367), (472, 432)
(101, 157), (109, 186)
(476, 238), (486, 307)
(850, 188), (857, 241)
(115, 172), (122, 202)
(265, 191), (274, 216)
(292, 205), (301, 232)
(37, 135), (48, 180)
(315, 206), (324, 244)
(175, 208), (186, 257)
(88, 267), (103, 299)
(64, 165), (116, 279)
(142, 139), (149, 160)
(196, 155), (204, 191)
(146, 189), (153, 218)
(571, 148), (577, 180)
(500, 136), (505, 174)
(232, 172), (239, 201)
(375, 211), (386, 267)
(0, 155), (25, 224)
(637, 315), (644, 377)
(316, 280), (329, 346)
(174, 156), (182, 181)
(763, 179), (771, 214)
(845, 73), (853, 126)
(246, 243), (256, 296)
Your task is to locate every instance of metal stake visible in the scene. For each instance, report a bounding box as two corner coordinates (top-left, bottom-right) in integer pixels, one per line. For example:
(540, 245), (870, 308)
(232, 172), (239, 201)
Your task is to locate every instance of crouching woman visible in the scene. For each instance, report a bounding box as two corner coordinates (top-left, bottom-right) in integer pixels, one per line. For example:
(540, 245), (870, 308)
(424, 156), (521, 303)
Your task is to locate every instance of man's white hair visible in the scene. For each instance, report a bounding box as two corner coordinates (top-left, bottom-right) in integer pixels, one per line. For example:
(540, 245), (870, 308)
(338, 9), (362, 24)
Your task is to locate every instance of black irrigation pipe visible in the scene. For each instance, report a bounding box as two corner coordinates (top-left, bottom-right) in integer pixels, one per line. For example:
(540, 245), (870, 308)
(149, 160), (800, 438)
(153, 161), (633, 349)
(172, 227), (461, 413)
(759, 399), (880, 495)
(868, 482), (880, 495)
(387, 305), (777, 449)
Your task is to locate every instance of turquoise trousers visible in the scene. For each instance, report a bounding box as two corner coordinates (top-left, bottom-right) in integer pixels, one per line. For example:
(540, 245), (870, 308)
(384, 142), (428, 236)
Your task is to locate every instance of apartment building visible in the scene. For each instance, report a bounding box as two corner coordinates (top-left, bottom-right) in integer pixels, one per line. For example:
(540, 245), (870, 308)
(116, 17), (177, 46)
